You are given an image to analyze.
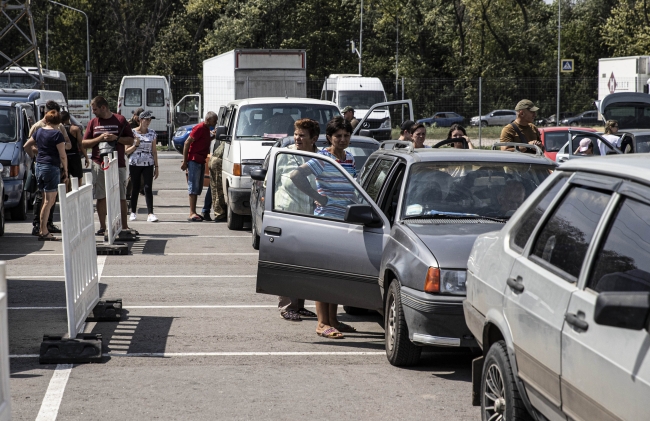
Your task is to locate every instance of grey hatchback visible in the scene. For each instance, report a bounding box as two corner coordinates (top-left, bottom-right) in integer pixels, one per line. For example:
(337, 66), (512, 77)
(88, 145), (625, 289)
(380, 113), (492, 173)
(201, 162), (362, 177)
(253, 143), (555, 366)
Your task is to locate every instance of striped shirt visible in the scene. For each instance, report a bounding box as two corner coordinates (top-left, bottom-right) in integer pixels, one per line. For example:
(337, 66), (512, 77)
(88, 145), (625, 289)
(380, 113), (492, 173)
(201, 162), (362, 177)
(306, 149), (357, 220)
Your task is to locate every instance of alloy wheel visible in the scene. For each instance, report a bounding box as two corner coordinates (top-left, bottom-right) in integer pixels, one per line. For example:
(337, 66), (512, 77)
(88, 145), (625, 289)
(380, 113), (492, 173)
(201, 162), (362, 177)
(483, 362), (506, 421)
(386, 295), (397, 352)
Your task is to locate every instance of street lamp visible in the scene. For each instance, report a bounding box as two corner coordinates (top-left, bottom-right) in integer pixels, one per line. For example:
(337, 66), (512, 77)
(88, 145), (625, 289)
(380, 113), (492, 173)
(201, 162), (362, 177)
(47, 0), (91, 117)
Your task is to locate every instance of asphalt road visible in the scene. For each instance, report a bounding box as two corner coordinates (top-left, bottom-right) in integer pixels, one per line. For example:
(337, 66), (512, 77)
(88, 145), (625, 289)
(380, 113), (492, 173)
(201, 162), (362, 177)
(4, 153), (480, 420)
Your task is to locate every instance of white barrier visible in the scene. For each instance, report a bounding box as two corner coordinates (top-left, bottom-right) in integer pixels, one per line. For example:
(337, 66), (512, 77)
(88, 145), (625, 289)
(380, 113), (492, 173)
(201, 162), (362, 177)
(104, 152), (122, 245)
(58, 174), (100, 338)
(0, 262), (12, 421)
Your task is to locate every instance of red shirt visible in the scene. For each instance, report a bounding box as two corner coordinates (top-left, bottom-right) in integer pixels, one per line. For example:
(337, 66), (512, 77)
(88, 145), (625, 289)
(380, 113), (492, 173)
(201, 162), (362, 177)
(85, 113), (134, 168)
(188, 122), (211, 163)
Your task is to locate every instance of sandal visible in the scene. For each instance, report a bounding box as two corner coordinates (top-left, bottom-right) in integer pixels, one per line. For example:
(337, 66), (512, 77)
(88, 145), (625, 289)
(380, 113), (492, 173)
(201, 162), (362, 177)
(38, 233), (60, 241)
(187, 215), (203, 222)
(335, 322), (356, 333)
(281, 310), (301, 322)
(297, 308), (316, 318)
(95, 228), (105, 236)
(317, 327), (344, 339)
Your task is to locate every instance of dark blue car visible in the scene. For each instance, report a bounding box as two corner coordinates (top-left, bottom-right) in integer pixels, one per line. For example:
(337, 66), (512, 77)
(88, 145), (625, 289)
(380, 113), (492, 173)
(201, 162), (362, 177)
(416, 112), (464, 127)
(172, 124), (195, 154)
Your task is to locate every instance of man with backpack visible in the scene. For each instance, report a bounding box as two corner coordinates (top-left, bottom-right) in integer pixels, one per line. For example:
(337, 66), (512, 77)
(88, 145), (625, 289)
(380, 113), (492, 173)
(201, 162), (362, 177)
(500, 99), (544, 153)
(82, 96), (135, 236)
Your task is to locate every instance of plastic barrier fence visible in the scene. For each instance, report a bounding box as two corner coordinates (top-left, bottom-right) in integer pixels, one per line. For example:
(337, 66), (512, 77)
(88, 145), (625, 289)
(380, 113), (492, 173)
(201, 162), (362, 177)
(104, 152), (122, 245)
(0, 262), (11, 421)
(58, 174), (100, 338)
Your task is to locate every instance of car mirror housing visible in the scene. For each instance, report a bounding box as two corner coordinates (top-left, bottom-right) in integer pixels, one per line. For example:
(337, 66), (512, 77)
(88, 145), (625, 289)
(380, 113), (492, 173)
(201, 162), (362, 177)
(359, 129), (373, 138)
(250, 168), (267, 181)
(594, 291), (650, 331)
(215, 125), (228, 140)
(345, 204), (381, 227)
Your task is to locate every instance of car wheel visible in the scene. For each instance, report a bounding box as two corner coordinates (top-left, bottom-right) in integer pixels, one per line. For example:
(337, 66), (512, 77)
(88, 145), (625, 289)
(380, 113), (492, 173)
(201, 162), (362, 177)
(570, 121), (578, 127)
(10, 190), (27, 221)
(227, 205), (244, 230)
(481, 340), (533, 421)
(384, 280), (421, 367)
(343, 306), (369, 315)
(251, 215), (260, 250)
(481, 121), (488, 127)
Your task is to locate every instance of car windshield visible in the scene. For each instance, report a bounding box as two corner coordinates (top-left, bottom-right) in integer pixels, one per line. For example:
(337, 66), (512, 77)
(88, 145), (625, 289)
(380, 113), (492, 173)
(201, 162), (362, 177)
(235, 104), (340, 139)
(544, 132), (569, 152)
(338, 91), (386, 110)
(0, 106), (17, 142)
(636, 135), (650, 153)
(603, 102), (650, 130)
(402, 161), (554, 220)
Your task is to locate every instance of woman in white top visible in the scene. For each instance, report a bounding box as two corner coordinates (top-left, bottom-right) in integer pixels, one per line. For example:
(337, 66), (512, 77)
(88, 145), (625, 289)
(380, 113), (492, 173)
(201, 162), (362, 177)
(600, 120), (621, 155)
(125, 110), (159, 222)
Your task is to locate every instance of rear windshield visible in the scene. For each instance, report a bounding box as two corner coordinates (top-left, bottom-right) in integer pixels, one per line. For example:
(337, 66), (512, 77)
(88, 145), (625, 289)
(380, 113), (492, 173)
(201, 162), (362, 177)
(403, 161), (554, 220)
(235, 104), (340, 140)
(0, 106), (17, 143)
(603, 102), (650, 130)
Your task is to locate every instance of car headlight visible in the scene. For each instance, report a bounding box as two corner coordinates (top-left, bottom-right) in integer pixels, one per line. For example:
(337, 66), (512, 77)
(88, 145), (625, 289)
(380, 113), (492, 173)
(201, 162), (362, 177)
(174, 130), (187, 137)
(241, 160), (265, 176)
(561, 119), (568, 124)
(380, 119), (391, 129)
(441, 270), (467, 295)
(1, 165), (19, 178)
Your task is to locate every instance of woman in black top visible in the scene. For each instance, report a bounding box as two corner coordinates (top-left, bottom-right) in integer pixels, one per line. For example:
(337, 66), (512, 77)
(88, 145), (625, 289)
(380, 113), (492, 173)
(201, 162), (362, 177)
(61, 111), (89, 189)
(23, 110), (68, 240)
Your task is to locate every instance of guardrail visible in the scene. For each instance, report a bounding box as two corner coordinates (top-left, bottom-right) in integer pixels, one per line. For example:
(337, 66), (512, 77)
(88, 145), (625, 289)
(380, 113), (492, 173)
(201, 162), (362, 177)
(0, 262), (12, 421)
(58, 174), (100, 338)
(104, 153), (122, 245)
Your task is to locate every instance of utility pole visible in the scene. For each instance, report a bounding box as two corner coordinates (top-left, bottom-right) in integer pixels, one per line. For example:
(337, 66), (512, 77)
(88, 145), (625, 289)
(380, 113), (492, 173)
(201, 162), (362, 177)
(0, 0), (44, 88)
(359, 0), (363, 75)
(556, 0), (561, 126)
(395, 17), (399, 99)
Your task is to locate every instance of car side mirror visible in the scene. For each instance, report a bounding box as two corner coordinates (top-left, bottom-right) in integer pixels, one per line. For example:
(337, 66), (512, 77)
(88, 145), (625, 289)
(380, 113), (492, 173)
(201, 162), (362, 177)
(594, 291), (650, 331)
(359, 129), (373, 138)
(250, 168), (267, 181)
(215, 125), (228, 140)
(345, 204), (381, 227)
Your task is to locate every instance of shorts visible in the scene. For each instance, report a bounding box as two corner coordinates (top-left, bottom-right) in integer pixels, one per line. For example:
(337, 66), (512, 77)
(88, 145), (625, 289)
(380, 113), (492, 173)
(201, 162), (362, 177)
(67, 154), (83, 179)
(35, 163), (60, 193)
(187, 160), (204, 196)
(92, 162), (127, 200)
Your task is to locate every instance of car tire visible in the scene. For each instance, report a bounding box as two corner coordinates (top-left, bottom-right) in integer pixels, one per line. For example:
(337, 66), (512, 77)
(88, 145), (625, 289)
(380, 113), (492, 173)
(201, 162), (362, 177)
(11, 190), (27, 221)
(251, 215), (260, 250)
(481, 340), (533, 421)
(227, 205), (244, 230)
(343, 306), (368, 315)
(570, 121), (578, 127)
(384, 280), (421, 367)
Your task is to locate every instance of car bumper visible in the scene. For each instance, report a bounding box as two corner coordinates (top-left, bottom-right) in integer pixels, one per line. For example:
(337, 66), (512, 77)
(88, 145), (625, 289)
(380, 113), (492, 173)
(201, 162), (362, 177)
(400, 286), (477, 348)
(228, 187), (251, 215)
(172, 138), (185, 154)
(3, 178), (23, 208)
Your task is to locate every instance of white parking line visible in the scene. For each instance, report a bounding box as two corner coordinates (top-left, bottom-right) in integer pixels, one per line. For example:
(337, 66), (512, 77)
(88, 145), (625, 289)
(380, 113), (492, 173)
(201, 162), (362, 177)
(7, 275), (256, 279)
(11, 351), (384, 359)
(0, 252), (256, 257)
(8, 304), (313, 310)
(34, 364), (72, 421)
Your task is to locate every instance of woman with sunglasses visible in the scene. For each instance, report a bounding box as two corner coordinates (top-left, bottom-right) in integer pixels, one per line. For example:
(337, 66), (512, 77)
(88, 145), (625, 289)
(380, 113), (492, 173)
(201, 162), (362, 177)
(600, 120), (621, 155)
(126, 110), (159, 222)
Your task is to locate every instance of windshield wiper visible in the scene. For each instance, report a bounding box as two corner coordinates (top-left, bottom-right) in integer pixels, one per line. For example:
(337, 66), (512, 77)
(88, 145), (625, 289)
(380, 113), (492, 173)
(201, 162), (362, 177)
(403, 212), (508, 222)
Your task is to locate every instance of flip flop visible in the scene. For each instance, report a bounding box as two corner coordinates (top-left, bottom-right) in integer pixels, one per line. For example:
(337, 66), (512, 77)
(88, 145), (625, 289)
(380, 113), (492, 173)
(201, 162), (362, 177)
(297, 308), (317, 318)
(335, 322), (356, 333)
(281, 310), (301, 322)
(318, 327), (344, 339)
(95, 228), (105, 236)
(187, 215), (203, 222)
(38, 233), (60, 241)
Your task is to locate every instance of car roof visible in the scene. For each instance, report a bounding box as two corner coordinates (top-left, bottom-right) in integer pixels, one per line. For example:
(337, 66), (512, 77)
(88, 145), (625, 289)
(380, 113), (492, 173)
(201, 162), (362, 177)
(227, 98), (338, 107)
(538, 127), (596, 133)
(559, 155), (650, 184)
(372, 147), (557, 166)
(619, 129), (650, 135)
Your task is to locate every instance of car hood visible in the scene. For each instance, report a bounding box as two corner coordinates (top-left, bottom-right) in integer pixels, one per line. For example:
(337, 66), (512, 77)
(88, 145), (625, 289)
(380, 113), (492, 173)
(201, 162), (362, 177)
(239, 140), (275, 161)
(406, 222), (504, 269)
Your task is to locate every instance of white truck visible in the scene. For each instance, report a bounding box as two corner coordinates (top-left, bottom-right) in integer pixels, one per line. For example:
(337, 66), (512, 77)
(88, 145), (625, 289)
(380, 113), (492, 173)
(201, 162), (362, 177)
(321, 74), (391, 140)
(199, 49), (307, 115)
(117, 75), (173, 144)
(598, 56), (650, 100)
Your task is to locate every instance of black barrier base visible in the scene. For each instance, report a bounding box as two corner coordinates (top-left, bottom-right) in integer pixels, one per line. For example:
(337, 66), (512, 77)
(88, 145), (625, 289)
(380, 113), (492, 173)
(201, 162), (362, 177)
(86, 299), (122, 322)
(96, 242), (129, 255)
(115, 230), (138, 242)
(39, 333), (103, 364)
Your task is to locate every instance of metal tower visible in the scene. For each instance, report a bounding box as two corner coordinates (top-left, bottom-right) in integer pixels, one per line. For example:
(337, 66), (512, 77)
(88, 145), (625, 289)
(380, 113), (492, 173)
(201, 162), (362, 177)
(0, 0), (44, 88)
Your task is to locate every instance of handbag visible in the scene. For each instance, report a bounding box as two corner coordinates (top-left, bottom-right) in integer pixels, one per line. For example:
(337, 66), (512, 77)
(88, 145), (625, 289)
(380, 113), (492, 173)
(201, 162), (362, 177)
(24, 162), (37, 193)
(99, 122), (128, 157)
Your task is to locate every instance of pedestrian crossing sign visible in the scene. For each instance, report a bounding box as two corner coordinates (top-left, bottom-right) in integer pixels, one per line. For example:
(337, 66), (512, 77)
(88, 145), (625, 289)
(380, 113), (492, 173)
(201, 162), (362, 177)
(561, 59), (574, 73)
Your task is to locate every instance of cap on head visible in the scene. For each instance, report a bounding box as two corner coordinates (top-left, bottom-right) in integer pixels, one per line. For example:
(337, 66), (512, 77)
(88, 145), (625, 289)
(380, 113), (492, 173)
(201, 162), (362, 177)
(139, 110), (155, 120)
(342, 106), (354, 113)
(515, 99), (539, 112)
(578, 138), (592, 152)
(400, 120), (415, 133)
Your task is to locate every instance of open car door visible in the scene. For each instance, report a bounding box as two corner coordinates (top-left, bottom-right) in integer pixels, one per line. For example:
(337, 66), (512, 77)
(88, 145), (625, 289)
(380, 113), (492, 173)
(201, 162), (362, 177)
(256, 148), (390, 311)
(556, 131), (621, 163)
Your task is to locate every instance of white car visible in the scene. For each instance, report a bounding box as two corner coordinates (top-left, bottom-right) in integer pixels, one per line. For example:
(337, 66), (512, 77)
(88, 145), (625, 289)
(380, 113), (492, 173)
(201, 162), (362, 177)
(463, 155), (650, 421)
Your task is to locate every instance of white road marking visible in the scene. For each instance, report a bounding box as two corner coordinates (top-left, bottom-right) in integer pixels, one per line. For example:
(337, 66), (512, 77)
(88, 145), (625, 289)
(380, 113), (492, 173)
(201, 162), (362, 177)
(8, 275), (256, 279)
(0, 252), (256, 257)
(34, 364), (73, 421)
(11, 351), (384, 359)
(8, 304), (313, 310)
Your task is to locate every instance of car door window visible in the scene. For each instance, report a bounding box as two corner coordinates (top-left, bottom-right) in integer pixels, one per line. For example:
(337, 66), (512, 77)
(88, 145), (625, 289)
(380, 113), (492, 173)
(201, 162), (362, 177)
(512, 174), (569, 250)
(273, 152), (367, 221)
(364, 159), (394, 202)
(531, 186), (611, 279)
(588, 197), (650, 292)
(357, 156), (378, 187)
(379, 164), (405, 224)
(571, 134), (609, 156)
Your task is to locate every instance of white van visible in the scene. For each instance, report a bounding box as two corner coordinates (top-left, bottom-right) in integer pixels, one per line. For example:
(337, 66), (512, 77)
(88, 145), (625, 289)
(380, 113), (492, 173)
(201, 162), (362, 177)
(321, 75), (391, 140)
(117, 76), (173, 142)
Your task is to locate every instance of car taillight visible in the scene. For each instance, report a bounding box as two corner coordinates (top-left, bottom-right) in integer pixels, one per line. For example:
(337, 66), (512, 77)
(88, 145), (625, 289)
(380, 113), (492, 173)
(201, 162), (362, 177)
(233, 163), (241, 176)
(10, 165), (19, 177)
(424, 267), (440, 293)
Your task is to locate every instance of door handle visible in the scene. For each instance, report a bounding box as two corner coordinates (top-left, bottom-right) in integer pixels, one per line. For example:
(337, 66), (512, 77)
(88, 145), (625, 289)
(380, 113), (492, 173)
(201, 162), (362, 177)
(506, 277), (524, 293)
(264, 226), (282, 236)
(565, 313), (588, 331)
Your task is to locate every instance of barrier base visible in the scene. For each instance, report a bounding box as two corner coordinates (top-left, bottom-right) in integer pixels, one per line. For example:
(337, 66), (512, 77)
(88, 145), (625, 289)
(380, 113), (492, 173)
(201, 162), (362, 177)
(116, 230), (139, 242)
(39, 333), (103, 364)
(96, 242), (129, 255)
(86, 299), (122, 322)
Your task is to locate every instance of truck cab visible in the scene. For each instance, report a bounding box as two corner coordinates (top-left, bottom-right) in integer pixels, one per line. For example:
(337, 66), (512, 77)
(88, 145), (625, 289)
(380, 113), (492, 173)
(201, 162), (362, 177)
(215, 97), (340, 230)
